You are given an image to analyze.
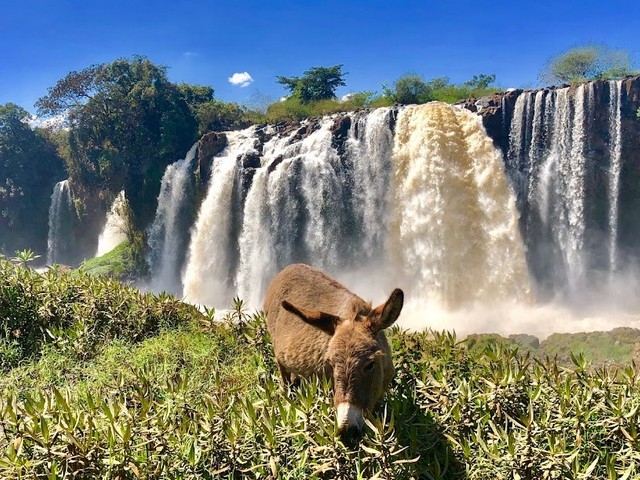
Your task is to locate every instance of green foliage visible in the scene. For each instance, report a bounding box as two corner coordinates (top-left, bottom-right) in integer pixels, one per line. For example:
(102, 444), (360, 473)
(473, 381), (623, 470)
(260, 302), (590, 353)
(195, 100), (251, 135)
(78, 238), (146, 281)
(466, 329), (640, 367)
(1, 266), (640, 478)
(383, 74), (434, 104)
(264, 91), (377, 123)
(0, 258), (193, 364)
(540, 44), (637, 84)
(381, 73), (499, 105)
(36, 56), (208, 227)
(277, 65), (347, 103)
(0, 103), (66, 255)
(10, 248), (41, 268)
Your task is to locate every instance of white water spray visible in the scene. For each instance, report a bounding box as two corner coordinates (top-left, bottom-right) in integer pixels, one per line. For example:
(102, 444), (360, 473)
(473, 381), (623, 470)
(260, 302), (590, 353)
(608, 80), (623, 275)
(183, 129), (260, 306)
(96, 191), (129, 257)
(391, 103), (530, 307)
(147, 143), (198, 294)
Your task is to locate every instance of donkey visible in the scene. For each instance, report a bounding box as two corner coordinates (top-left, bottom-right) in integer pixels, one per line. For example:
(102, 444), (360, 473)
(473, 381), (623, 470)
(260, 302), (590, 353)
(263, 263), (404, 438)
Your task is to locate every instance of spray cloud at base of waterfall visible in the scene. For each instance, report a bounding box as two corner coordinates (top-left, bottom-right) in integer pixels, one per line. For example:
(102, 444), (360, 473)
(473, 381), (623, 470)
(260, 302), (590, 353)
(96, 191), (129, 257)
(147, 143), (198, 295)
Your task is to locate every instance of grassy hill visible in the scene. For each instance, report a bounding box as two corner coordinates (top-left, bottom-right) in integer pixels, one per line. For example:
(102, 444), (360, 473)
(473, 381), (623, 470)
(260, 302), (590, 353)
(1, 259), (639, 479)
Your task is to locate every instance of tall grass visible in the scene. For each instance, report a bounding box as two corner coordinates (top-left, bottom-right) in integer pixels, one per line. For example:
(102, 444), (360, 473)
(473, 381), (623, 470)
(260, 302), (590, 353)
(1, 261), (639, 478)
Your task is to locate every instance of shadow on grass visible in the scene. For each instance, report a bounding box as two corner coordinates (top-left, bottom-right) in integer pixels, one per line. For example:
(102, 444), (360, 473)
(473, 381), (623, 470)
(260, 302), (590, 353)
(382, 375), (466, 479)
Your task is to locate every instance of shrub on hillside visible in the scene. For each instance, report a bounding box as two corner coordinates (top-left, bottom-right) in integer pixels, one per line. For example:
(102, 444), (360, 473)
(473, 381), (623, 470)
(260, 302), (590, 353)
(1, 297), (640, 478)
(0, 259), (195, 365)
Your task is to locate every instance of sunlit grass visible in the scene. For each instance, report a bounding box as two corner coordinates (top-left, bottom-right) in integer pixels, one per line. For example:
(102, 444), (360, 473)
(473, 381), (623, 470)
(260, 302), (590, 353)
(1, 260), (639, 478)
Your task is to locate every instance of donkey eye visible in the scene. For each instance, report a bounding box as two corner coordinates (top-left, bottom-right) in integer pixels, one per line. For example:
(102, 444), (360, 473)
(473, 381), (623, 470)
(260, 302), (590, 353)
(364, 361), (375, 373)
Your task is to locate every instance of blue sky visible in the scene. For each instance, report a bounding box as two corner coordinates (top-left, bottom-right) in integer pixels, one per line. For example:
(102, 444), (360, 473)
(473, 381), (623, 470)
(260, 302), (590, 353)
(1, 0), (639, 113)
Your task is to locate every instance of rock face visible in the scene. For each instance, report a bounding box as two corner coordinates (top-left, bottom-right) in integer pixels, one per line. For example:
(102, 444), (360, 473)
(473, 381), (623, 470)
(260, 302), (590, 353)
(197, 132), (227, 185)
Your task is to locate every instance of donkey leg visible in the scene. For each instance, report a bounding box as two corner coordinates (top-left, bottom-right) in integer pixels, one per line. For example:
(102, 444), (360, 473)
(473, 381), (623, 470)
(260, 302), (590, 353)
(277, 362), (300, 390)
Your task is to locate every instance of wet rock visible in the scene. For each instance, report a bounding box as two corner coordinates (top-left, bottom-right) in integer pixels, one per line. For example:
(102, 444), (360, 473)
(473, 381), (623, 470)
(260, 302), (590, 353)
(331, 115), (351, 156)
(198, 132), (227, 184)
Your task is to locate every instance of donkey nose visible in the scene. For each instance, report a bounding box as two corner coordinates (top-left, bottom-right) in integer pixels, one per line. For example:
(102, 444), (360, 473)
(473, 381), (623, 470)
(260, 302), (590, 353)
(339, 424), (362, 446)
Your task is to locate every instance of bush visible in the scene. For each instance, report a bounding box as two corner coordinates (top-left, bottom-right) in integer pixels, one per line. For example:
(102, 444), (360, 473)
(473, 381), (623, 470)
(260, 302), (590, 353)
(0, 259), (196, 363)
(1, 275), (640, 478)
(79, 236), (147, 281)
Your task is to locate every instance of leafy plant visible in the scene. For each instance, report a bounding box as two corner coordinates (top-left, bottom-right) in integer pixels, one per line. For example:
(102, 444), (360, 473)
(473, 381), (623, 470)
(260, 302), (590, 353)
(2, 264), (640, 478)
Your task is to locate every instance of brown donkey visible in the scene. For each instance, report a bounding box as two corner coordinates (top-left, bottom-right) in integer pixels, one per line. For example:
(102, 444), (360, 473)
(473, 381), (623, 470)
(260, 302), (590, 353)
(263, 263), (404, 438)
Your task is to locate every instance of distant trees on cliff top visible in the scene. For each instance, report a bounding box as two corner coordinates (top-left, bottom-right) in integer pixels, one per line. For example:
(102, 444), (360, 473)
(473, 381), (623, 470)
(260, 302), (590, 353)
(34, 56), (235, 227)
(539, 44), (638, 85)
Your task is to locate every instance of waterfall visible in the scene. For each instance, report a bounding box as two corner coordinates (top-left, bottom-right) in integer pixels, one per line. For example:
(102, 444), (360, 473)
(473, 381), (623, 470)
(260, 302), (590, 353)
(509, 85), (590, 296)
(183, 128), (260, 306)
(391, 103), (530, 306)
(147, 143), (198, 294)
(96, 191), (129, 257)
(608, 80), (623, 275)
(181, 103), (530, 313)
(46, 180), (74, 265)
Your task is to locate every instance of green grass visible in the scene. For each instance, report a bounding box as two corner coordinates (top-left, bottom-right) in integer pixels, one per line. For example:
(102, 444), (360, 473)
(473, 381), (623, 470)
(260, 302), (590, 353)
(78, 240), (143, 280)
(466, 328), (640, 366)
(1, 262), (640, 478)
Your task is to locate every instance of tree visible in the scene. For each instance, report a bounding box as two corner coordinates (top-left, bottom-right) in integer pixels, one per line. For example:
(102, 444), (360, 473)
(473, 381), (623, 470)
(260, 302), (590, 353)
(36, 56), (210, 226)
(383, 74), (433, 104)
(196, 100), (250, 134)
(539, 45), (635, 84)
(0, 103), (66, 255)
(463, 73), (496, 90)
(277, 65), (347, 103)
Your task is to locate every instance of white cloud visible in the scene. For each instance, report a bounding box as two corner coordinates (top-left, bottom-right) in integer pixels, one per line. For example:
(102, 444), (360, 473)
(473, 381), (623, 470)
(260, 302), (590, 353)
(184, 51), (198, 57)
(228, 72), (254, 88)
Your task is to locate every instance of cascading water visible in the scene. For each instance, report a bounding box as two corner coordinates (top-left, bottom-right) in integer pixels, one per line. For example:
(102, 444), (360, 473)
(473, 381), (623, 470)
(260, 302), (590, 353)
(234, 109), (396, 306)
(607, 80), (623, 275)
(391, 103), (530, 306)
(182, 103), (530, 324)
(508, 85), (591, 296)
(96, 191), (129, 257)
(147, 143), (198, 294)
(47, 179), (74, 265)
(182, 128), (260, 306)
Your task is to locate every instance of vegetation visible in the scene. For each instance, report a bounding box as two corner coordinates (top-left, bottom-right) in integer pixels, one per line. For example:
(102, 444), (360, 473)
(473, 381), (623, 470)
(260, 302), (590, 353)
(78, 237), (147, 281)
(264, 92), (375, 122)
(277, 65), (347, 103)
(1, 263), (640, 478)
(0, 103), (65, 255)
(467, 328), (640, 366)
(35, 56), (213, 227)
(0, 259), (194, 371)
(539, 44), (637, 84)
(381, 73), (500, 105)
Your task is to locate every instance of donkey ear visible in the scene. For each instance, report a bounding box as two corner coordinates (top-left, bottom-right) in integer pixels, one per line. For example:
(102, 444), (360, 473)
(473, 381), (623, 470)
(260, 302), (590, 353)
(282, 300), (341, 335)
(368, 289), (404, 333)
